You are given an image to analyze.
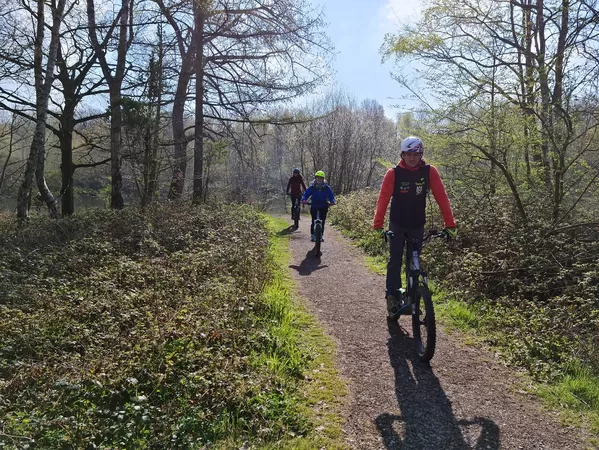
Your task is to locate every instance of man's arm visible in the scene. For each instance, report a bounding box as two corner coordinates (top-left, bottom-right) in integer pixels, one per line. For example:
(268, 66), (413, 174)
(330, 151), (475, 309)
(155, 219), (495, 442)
(373, 168), (395, 229)
(429, 166), (456, 228)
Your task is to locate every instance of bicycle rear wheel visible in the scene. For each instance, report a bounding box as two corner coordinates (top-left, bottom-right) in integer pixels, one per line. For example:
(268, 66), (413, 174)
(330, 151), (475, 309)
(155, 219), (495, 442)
(313, 222), (322, 256)
(412, 285), (436, 361)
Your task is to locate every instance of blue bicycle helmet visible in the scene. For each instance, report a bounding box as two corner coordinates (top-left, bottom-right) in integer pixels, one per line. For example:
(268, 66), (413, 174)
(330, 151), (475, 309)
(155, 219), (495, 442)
(293, 168), (300, 174)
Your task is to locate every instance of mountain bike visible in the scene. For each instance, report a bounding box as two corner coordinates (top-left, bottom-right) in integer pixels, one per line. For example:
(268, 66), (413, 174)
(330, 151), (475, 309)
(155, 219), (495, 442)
(306, 202), (327, 257)
(385, 229), (446, 362)
(288, 195), (301, 229)
(313, 208), (325, 257)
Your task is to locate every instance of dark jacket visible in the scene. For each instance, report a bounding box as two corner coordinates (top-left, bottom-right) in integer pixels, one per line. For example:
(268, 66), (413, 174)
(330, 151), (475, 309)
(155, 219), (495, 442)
(287, 175), (307, 197)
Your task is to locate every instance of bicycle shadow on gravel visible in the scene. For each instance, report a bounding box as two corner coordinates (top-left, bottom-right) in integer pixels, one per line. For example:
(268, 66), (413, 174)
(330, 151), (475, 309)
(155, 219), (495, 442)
(276, 225), (298, 236)
(375, 319), (500, 450)
(289, 252), (328, 276)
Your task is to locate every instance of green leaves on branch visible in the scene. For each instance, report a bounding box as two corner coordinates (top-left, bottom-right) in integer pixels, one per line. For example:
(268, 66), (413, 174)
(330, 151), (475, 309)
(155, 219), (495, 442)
(382, 32), (444, 59)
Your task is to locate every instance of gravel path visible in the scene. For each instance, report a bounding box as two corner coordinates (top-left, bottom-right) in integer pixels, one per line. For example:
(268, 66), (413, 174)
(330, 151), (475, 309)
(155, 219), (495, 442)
(284, 217), (590, 450)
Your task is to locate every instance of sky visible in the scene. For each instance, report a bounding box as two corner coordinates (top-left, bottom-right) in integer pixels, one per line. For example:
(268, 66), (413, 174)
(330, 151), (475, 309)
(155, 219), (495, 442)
(308, 0), (424, 119)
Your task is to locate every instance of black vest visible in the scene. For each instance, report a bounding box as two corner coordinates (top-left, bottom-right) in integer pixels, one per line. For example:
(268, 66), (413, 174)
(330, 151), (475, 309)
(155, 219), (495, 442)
(390, 164), (430, 228)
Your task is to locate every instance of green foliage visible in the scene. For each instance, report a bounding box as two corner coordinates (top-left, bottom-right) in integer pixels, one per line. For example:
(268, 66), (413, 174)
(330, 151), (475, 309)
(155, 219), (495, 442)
(0, 204), (322, 448)
(329, 189), (388, 258)
(333, 189), (599, 380)
(387, 33), (444, 56)
(537, 361), (599, 434)
(333, 188), (599, 437)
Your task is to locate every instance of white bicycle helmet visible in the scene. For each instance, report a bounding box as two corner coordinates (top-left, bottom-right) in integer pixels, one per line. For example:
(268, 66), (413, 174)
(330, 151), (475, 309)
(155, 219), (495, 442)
(400, 136), (424, 154)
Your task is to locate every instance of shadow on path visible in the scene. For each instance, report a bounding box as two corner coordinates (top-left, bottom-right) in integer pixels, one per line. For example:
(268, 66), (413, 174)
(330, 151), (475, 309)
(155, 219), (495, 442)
(375, 320), (500, 450)
(276, 225), (298, 236)
(289, 251), (328, 276)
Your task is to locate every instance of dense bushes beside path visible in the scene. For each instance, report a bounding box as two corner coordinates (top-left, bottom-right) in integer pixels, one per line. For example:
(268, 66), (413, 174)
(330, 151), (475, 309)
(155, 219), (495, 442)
(0, 204), (312, 448)
(331, 189), (599, 381)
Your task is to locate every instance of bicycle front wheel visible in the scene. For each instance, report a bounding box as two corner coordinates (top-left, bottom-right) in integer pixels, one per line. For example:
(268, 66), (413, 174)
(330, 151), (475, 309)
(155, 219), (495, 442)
(412, 285), (436, 362)
(313, 223), (322, 256)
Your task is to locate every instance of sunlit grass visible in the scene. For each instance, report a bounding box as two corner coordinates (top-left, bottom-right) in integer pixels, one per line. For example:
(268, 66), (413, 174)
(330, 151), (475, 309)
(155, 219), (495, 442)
(259, 216), (348, 450)
(435, 296), (479, 332)
(537, 362), (599, 434)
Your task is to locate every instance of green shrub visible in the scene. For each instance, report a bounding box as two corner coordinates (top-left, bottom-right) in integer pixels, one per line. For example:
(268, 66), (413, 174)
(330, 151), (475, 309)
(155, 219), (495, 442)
(331, 189), (599, 382)
(0, 203), (310, 448)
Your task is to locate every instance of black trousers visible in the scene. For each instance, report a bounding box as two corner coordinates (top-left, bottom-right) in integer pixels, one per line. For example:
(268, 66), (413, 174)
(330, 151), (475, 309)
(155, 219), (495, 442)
(290, 196), (301, 219)
(386, 222), (424, 296)
(310, 206), (329, 234)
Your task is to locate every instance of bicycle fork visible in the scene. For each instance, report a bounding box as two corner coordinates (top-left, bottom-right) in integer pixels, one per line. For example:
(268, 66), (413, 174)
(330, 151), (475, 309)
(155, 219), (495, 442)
(405, 247), (428, 316)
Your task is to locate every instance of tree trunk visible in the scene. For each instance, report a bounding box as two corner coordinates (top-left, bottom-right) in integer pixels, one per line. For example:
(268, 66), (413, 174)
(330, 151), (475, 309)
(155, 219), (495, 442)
(551, 0), (570, 222)
(535, 0), (554, 195)
(16, 0), (65, 220)
(60, 119), (75, 216)
(110, 91), (125, 209)
(168, 58), (193, 199)
(193, 3), (205, 203)
(86, 0), (131, 210)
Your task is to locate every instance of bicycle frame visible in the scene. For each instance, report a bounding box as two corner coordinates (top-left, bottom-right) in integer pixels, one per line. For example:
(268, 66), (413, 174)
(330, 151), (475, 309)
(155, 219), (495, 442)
(288, 194), (302, 228)
(386, 230), (440, 308)
(314, 208), (323, 230)
(307, 202), (325, 256)
(313, 208), (323, 254)
(404, 237), (428, 314)
(386, 229), (444, 361)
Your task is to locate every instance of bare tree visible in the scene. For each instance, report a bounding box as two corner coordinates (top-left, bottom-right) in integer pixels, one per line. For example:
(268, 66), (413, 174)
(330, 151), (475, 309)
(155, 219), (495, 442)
(15, 0), (68, 219)
(154, 0), (332, 201)
(383, 0), (599, 224)
(87, 0), (135, 209)
(0, 112), (30, 194)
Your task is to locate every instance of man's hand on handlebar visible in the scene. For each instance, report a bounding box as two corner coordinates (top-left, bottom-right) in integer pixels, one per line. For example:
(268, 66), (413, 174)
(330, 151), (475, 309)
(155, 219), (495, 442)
(440, 227), (457, 241)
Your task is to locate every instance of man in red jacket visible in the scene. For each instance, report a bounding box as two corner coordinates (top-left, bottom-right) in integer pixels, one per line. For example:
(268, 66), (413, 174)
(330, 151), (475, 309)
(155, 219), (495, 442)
(373, 137), (456, 317)
(286, 168), (307, 221)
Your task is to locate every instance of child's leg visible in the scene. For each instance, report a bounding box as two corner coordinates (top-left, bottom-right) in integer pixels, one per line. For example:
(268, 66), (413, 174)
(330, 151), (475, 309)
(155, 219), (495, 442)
(310, 207), (317, 234)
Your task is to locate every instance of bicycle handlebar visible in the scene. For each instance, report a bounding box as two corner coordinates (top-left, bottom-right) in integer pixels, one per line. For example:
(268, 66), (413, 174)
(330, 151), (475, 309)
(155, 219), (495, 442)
(385, 229), (447, 243)
(305, 201), (335, 206)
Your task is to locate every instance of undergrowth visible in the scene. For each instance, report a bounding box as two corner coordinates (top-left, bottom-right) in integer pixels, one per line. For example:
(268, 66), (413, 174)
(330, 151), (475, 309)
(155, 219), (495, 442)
(0, 203), (337, 448)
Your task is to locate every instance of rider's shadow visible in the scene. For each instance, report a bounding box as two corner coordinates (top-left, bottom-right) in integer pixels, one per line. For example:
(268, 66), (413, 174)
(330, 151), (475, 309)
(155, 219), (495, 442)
(375, 320), (500, 450)
(277, 226), (297, 236)
(289, 251), (328, 276)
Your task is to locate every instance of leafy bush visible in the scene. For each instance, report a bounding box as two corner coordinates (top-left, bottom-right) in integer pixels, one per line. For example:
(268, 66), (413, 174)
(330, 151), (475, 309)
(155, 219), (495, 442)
(331, 189), (599, 381)
(0, 203), (310, 448)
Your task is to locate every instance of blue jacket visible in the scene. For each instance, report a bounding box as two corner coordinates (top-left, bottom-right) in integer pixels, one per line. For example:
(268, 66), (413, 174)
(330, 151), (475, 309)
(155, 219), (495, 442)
(302, 182), (335, 208)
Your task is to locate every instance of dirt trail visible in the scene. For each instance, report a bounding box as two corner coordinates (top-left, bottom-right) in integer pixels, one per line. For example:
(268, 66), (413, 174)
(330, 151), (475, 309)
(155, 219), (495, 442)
(284, 216), (590, 450)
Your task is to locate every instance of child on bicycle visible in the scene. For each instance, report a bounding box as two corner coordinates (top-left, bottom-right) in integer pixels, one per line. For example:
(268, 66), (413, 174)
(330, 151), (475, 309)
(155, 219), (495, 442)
(302, 170), (336, 242)
(286, 168), (307, 221)
(373, 137), (456, 316)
